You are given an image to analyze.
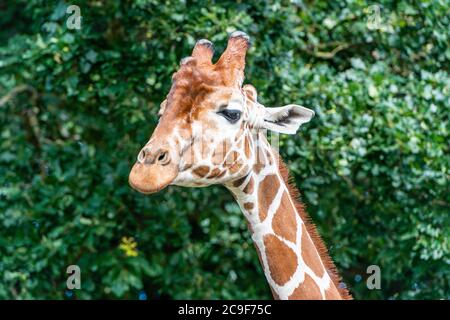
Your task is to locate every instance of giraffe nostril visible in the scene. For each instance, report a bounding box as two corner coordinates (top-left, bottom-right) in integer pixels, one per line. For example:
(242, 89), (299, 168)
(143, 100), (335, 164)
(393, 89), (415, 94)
(156, 150), (170, 165)
(138, 146), (170, 165)
(137, 148), (146, 164)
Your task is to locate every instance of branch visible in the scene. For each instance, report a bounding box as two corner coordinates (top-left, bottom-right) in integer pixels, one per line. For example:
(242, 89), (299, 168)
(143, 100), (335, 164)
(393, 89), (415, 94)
(0, 85), (37, 107)
(304, 43), (351, 59)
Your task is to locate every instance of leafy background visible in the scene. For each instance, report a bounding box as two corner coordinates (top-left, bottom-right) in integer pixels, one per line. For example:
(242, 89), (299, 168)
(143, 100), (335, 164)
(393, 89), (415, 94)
(0, 0), (448, 299)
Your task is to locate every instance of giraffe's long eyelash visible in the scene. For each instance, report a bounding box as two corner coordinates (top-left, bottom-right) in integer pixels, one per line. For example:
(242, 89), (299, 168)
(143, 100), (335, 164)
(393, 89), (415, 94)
(218, 104), (228, 111)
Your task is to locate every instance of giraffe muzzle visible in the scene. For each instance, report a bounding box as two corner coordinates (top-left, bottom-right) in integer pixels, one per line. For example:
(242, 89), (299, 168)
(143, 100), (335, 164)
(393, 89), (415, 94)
(129, 146), (178, 194)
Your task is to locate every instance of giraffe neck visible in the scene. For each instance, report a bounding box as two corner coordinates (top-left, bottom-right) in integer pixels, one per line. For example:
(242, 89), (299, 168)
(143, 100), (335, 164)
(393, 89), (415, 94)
(225, 135), (346, 300)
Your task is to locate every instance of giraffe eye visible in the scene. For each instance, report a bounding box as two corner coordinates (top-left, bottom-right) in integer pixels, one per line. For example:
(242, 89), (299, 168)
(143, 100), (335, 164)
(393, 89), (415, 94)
(218, 109), (242, 124)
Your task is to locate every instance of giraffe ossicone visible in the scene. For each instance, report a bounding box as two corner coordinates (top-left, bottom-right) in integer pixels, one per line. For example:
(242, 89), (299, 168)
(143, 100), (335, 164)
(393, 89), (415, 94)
(129, 31), (352, 300)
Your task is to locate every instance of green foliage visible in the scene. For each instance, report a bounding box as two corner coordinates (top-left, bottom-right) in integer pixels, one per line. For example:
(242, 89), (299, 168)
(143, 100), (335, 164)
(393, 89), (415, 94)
(0, 0), (448, 299)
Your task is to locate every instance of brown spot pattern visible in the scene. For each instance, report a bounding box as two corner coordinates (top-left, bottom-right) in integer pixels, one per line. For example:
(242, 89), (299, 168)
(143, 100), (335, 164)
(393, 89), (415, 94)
(207, 168), (221, 178)
(289, 274), (322, 300)
(216, 170), (226, 178)
(244, 135), (251, 158)
(263, 234), (297, 286)
(301, 224), (326, 278)
(243, 202), (254, 211)
(324, 286), (341, 300)
(181, 163), (193, 171)
(253, 163), (264, 174)
(258, 174), (279, 221)
(193, 165), (210, 177)
(243, 177), (254, 194)
(272, 192), (297, 243)
(232, 175), (247, 188)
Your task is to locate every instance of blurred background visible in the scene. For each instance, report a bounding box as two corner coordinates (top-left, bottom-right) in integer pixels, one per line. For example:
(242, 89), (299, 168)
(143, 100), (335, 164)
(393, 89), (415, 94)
(0, 0), (448, 300)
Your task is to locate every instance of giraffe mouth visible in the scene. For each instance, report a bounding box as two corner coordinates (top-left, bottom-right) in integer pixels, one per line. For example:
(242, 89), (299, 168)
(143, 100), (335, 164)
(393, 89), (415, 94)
(128, 162), (178, 194)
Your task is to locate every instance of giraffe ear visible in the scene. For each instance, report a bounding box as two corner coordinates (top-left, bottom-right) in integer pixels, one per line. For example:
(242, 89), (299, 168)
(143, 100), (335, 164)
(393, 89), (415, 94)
(262, 105), (315, 134)
(243, 84), (257, 101)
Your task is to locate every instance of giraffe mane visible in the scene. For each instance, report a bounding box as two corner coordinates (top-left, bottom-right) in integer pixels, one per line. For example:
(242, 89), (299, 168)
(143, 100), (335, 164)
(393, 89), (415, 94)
(275, 152), (353, 300)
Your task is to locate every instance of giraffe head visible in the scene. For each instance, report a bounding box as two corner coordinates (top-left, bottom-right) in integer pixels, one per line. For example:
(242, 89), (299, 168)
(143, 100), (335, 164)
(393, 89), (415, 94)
(129, 32), (314, 194)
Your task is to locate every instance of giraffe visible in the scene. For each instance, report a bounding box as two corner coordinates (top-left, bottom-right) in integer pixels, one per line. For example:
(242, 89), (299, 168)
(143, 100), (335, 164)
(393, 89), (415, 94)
(129, 31), (352, 300)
